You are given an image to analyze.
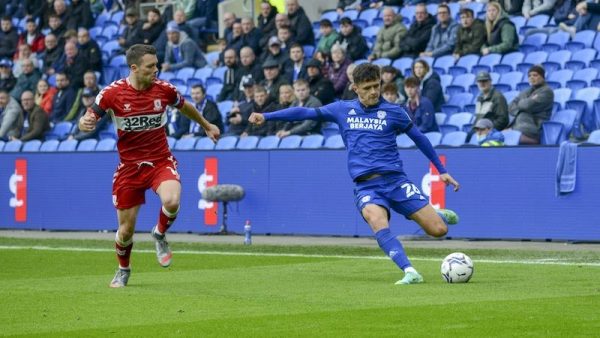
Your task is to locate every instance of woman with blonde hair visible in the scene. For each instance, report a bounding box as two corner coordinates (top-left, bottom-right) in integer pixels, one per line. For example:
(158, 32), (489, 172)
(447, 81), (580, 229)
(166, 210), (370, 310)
(481, 2), (519, 55)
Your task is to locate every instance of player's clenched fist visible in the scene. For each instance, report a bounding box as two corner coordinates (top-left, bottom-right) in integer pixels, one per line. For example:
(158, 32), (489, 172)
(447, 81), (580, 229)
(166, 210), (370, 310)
(79, 110), (97, 132)
(249, 112), (265, 125)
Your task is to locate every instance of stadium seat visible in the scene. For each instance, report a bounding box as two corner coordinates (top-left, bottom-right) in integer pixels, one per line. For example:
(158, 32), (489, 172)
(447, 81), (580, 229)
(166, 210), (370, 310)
(95, 138), (116, 151)
(446, 112), (474, 130)
(321, 122), (340, 138)
(167, 136), (176, 149)
(111, 10), (124, 23)
(438, 124), (459, 135)
(215, 135), (238, 150)
(566, 68), (598, 91)
(204, 51), (219, 67)
(257, 135), (280, 149)
(542, 121), (564, 145)
(176, 67), (196, 83)
(40, 139), (59, 152)
(301, 135), (324, 149)
(77, 139), (98, 151)
(341, 9), (359, 20)
(392, 57), (413, 75)
(303, 45), (315, 58)
(3, 140), (22, 152)
(441, 92), (473, 115)
(372, 58), (392, 67)
(396, 133), (415, 148)
(503, 90), (520, 105)
(586, 130), (600, 144)
(565, 30), (596, 52)
(367, 18), (381, 28)
(101, 40), (121, 56)
(498, 71), (524, 91)
(473, 53), (501, 73)
(278, 135), (302, 149)
(236, 136), (259, 150)
(95, 11), (111, 27)
(446, 73), (474, 94)
(542, 50), (571, 73)
(449, 54), (479, 75)
(321, 10), (339, 22)
(194, 67), (214, 83)
(547, 69), (573, 89)
(174, 137), (197, 150)
(57, 139), (78, 152)
(565, 48), (597, 71)
(551, 109), (578, 140)
(205, 76), (224, 87)
(324, 134), (345, 149)
(158, 71), (176, 81)
(441, 131), (467, 147)
(500, 129), (521, 146)
(424, 132), (442, 146)
(494, 52), (524, 74)
(361, 25), (380, 40)
(433, 55), (455, 75)
(566, 87), (600, 137)
(195, 137), (215, 150)
(440, 74), (453, 93)
(520, 33), (547, 54)
(0, 140), (6, 151)
(510, 16), (526, 34)
(517, 51), (548, 73)
(400, 6), (415, 24)
(45, 121), (74, 141)
(212, 66), (227, 81)
(21, 140), (42, 152)
(435, 113), (447, 126)
(358, 8), (379, 24)
(206, 84), (223, 101)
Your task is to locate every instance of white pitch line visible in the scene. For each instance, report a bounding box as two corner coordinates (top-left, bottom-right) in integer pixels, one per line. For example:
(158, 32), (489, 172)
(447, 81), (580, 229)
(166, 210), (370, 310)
(1, 245), (600, 267)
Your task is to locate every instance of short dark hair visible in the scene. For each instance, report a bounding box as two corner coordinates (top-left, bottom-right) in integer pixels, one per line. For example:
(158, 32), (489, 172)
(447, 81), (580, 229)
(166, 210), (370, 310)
(459, 8), (474, 17)
(437, 4), (450, 13)
(353, 63), (381, 85)
(320, 19), (333, 27)
(381, 65), (398, 75)
(148, 8), (161, 16)
(126, 44), (157, 66)
(1, 16), (11, 22)
(293, 78), (309, 88)
(289, 42), (303, 52)
(404, 77), (420, 88)
(191, 84), (205, 93)
(382, 82), (398, 95)
(339, 17), (352, 26)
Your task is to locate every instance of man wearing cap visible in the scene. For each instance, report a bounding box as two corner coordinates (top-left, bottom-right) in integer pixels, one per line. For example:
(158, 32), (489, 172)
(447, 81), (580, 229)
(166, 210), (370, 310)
(260, 58), (289, 103)
(119, 8), (144, 50)
(262, 36), (293, 78)
(335, 17), (369, 61)
(217, 48), (241, 102)
(163, 22), (207, 71)
(474, 71), (508, 133)
(472, 118), (504, 146)
(306, 58), (335, 105)
(11, 90), (49, 142)
(0, 58), (16, 93)
(507, 65), (554, 145)
(69, 88), (106, 141)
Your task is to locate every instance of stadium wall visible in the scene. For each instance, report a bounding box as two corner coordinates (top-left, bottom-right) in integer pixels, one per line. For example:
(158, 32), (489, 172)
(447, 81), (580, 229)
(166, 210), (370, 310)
(1, 147), (599, 241)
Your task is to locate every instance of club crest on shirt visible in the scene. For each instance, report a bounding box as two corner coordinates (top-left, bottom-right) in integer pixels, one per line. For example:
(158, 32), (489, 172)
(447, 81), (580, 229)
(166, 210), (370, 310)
(361, 195), (371, 203)
(154, 99), (162, 111)
(377, 110), (386, 119)
(123, 103), (131, 111)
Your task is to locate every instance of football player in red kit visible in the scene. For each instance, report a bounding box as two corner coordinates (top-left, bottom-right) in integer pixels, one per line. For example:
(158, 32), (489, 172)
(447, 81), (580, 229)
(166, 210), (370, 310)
(79, 44), (220, 288)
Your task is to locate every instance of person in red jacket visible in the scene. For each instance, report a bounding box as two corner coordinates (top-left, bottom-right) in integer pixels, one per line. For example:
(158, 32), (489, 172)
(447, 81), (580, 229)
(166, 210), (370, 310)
(15, 19), (45, 59)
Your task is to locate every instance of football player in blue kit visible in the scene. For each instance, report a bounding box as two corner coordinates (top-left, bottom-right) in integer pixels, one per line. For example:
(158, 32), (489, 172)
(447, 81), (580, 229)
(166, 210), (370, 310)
(249, 63), (460, 284)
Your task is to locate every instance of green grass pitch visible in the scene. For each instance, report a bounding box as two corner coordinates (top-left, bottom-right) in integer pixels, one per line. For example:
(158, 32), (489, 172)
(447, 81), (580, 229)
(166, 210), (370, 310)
(1, 236), (599, 337)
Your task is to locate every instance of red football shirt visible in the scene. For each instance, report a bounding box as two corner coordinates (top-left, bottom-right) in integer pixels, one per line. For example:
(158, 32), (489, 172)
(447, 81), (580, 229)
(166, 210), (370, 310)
(93, 78), (185, 164)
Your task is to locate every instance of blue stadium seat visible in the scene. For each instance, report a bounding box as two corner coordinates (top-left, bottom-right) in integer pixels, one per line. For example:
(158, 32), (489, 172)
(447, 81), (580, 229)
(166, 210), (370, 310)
(341, 9), (359, 20)
(257, 135), (280, 149)
(441, 92), (473, 115)
(77, 139), (98, 151)
(446, 73), (474, 94)
(0, 140), (5, 151)
(212, 66), (227, 81)
(303, 45), (315, 58)
(111, 10), (124, 24)
(565, 48), (597, 71)
(21, 140), (41, 152)
(278, 135), (302, 149)
(440, 74), (453, 94)
(217, 100), (233, 116)
(174, 137), (197, 150)
(215, 135), (238, 150)
(101, 25), (119, 40)
(324, 134), (345, 149)
(542, 31), (570, 52)
(542, 121), (564, 145)
(543, 50), (571, 73)
(517, 51), (548, 73)
(176, 67), (196, 83)
(206, 84), (223, 101)
(204, 51), (219, 67)
(567, 68), (598, 90)
(566, 87), (600, 137)
(473, 53), (502, 73)
(96, 138), (116, 151)
(553, 88), (572, 109)
(547, 69), (573, 89)
(321, 122), (340, 138)
(205, 76), (223, 87)
(321, 10), (339, 22)
(3, 140), (22, 152)
(551, 109), (578, 140)
(301, 134), (324, 149)
(438, 124), (459, 135)
(400, 6), (415, 24)
(40, 139), (59, 152)
(194, 67), (214, 83)
(101, 40), (121, 57)
(369, 18), (382, 28)
(195, 137), (215, 150)
(498, 71), (524, 91)
(392, 57), (413, 76)
(503, 90), (520, 105)
(501, 129), (522, 146)
(237, 136), (259, 150)
(510, 16), (526, 35)
(446, 112), (474, 129)
(565, 30), (596, 52)
(449, 54), (479, 75)
(433, 55), (455, 75)
(494, 52), (524, 74)
(158, 71), (176, 81)
(167, 136), (176, 149)
(441, 131), (467, 147)
(187, 78), (203, 87)
(361, 25), (380, 40)
(396, 133), (415, 148)
(57, 139), (78, 152)
(45, 121), (73, 141)
(95, 11), (111, 27)
(435, 113), (447, 126)
(372, 58), (392, 67)
(520, 33), (547, 54)
(586, 130), (600, 144)
(358, 8), (379, 24)
(424, 132), (442, 146)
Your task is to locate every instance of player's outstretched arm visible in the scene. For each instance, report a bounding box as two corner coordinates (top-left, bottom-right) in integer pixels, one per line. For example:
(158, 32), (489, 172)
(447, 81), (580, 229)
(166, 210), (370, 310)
(78, 109), (98, 132)
(180, 101), (220, 143)
(253, 106), (320, 123)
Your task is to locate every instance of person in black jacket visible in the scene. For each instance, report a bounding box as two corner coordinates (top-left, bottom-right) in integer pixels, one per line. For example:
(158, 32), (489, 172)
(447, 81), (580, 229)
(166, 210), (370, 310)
(412, 59), (445, 112)
(171, 84), (223, 139)
(285, 0), (314, 46)
(306, 59), (335, 105)
(77, 28), (102, 72)
(217, 49), (242, 102)
(335, 17), (369, 61)
(118, 8), (144, 51)
(65, 0), (93, 30)
(142, 8), (165, 45)
(398, 3), (436, 58)
(0, 16), (18, 59)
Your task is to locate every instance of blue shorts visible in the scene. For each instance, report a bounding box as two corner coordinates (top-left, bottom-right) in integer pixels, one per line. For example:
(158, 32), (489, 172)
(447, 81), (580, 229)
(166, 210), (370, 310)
(354, 172), (429, 219)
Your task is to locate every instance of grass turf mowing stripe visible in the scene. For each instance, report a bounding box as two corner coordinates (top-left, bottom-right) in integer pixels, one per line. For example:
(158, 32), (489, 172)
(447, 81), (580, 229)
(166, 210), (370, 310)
(1, 244), (599, 267)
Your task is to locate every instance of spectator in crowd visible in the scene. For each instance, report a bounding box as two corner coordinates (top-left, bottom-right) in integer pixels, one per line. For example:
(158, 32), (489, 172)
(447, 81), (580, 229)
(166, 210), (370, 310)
(16, 19), (45, 57)
(241, 17), (261, 55)
(222, 12), (237, 42)
(336, 0), (361, 14)
(238, 46), (264, 89)
(522, 0), (556, 18)
(171, 84), (223, 139)
(341, 63), (358, 100)
(258, 1), (278, 51)
(412, 59), (444, 112)
(507, 65), (554, 145)
(51, 0), (68, 23)
(306, 58), (335, 105)
(266, 83), (294, 133)
(397, 4), (436, 58)
(0, 16), (18, 59)
(275, 13), (290, 31)
(24, 0), (48, 21)
(68, 87), (108, 141)
(286, 0), (315, 46)
(472, 118), (505, 146)
(224, 21), (245, 54)
(316, 19), (338, 60)
(76, 28), (102, 72)
(188, 0), (219, 32)
(66, 0), (94, 30)
(225, 86), (253, 136)
(162, 23), (207, 71)
(12, 90), (49, 141)
(34, 78), (57, 115)
(242, 84), (277, 137)
(481, 2), (519, 55)
(559, 1), (600, 38)
(261, 36), (292, 79)
(0, 89), (22, 139)
(12, 44), (38, 78)
(474, 71), (509, 132)
(276, 25), (295, 52)
(119, 8), (144, 50)
(237, 77), (256, 106)
(0, 58), (16, 92)
(260, 58), (289, 103)
(499, 0), (525, 15)
(369, 7), (407, 61)
(47, 14), (67, 47)
(453, 8), (486, 59)
(381, 65), (406, 103)
(172, 8), (199, 42)
(218, 48), (241, 102)
(382, 82), (402, 104)
(326, 44), (351, 97)
(370, 0), (404, 8)
(40, 34), (62, 76)
(10, 59), (41, 100)
(274, 79), (322, 138)
(421, 4), (458, 58)
(53, 41), (89, 89)
(336, 17), (369, 61)
(552, 0), (577, 25)
(289, 43), (308, 83)
(142, 8), (165, 45)
(403, 76), (439, 133)
(49, 72), (76, 124)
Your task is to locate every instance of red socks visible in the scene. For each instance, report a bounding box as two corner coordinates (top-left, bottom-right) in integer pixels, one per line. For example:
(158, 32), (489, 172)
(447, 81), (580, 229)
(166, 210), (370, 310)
(115, 232), (133, 269)
(157, 206), (179, 234)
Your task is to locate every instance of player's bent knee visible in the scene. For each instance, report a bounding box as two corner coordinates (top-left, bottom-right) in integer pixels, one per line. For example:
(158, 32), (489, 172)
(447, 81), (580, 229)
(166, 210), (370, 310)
(118, 226), (135, 240)
(162, 198), (180, 212)
(426, 222), (448, 238)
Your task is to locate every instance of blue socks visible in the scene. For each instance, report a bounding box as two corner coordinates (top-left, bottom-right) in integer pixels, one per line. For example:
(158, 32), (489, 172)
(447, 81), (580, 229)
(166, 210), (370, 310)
(375, 228), (412, 271)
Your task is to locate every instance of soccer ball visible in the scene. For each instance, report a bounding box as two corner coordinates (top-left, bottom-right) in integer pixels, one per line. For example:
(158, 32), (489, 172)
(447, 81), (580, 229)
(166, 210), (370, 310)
(441, 252), (474, 283)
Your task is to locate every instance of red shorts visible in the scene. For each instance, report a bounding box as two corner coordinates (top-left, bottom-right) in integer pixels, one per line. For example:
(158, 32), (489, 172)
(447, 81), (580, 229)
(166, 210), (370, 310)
(112, 156), (180, 209)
